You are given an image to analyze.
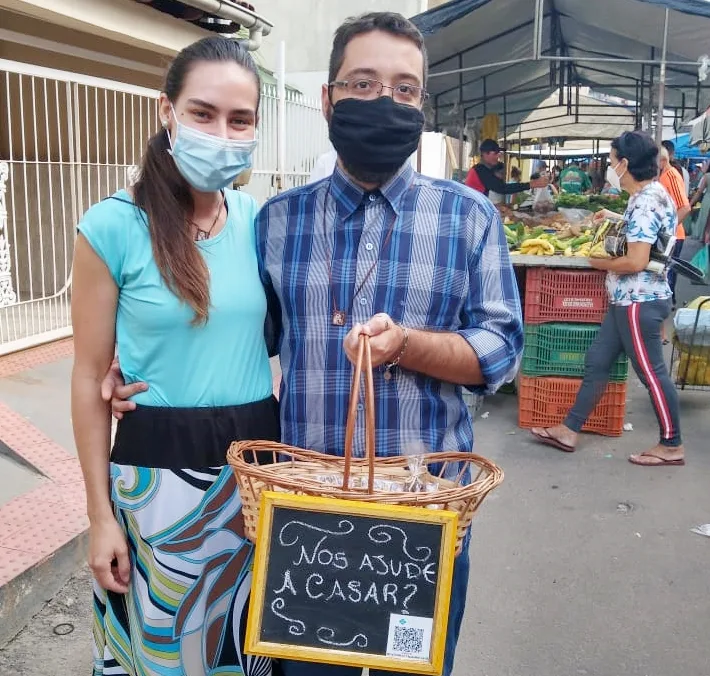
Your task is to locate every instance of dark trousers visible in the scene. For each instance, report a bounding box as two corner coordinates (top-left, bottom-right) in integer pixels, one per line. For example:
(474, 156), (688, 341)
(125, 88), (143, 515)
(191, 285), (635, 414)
(565, 300), (682, 447)
(666, 239), (685, 305)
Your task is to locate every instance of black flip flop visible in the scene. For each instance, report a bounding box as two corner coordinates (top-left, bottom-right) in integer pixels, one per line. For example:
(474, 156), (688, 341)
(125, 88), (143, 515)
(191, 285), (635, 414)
(531, 429), (576, 453)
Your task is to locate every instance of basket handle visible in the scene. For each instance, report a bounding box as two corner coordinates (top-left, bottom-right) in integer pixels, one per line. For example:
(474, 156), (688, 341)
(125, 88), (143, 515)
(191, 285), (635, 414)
(343, 333), (376, 493)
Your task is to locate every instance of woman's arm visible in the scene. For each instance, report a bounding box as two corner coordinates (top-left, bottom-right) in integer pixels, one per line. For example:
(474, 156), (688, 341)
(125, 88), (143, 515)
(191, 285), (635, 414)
(589, 241), (652, 274)
(71, 234), (130, 593)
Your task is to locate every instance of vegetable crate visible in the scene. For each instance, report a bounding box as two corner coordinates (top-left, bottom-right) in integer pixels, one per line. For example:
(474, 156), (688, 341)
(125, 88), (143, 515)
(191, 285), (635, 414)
(522, 323), (628, 381)
(518, 376), (627, 437)
(524, 268), (608, 324)
(670, 297), (710, 390)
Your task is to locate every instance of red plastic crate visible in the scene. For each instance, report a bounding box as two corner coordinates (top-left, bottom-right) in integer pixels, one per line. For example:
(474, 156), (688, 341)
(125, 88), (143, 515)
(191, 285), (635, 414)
(518, 376), (627, 437)
(524, 268), (608, 324)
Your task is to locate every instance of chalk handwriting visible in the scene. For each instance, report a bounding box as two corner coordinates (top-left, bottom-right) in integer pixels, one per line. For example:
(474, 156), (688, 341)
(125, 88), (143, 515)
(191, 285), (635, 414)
(316, 627), (368, 648)
(273, 569), (297, 596)
(368, 524), (432, 562)
(402, 583), (418, 612)
(279, 519), (354, 547)
(293, 535), (349, 569)
(270, 597), (305, 636)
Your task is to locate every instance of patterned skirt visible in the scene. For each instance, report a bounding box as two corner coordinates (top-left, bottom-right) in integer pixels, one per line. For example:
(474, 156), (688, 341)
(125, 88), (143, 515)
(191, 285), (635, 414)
(92, 398), (280, 676)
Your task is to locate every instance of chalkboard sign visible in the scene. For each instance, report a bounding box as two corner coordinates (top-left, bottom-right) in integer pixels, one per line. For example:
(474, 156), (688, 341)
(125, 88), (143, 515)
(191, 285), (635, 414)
(246, 492), (458, 675)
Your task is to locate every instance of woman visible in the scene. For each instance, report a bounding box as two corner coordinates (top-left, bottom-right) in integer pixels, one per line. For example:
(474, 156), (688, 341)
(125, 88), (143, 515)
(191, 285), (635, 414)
(689, 160), (710, 243)
(71, 37), (279, 675)
(531, 131), (684, 467)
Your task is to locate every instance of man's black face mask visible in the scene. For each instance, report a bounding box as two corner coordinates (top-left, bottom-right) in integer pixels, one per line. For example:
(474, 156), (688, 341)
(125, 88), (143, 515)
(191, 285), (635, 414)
(327, 96), (424, 185)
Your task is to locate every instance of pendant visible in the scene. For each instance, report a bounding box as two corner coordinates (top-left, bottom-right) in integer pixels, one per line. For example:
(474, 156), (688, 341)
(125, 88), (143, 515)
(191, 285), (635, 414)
(383, 369), (393, 382)
(332, 310), (347, 327)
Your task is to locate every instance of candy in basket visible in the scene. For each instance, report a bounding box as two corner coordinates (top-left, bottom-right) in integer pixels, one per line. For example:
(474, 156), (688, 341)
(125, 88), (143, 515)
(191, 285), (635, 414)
(227, 334), (503, 554)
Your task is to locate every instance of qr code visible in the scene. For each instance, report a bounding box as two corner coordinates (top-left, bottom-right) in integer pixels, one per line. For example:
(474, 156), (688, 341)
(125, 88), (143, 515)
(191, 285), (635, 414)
(392, 626), (424, 655)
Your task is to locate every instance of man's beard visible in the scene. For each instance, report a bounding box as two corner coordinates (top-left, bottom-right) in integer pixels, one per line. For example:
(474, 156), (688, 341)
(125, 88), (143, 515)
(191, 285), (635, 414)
(338, 157), (399, 186)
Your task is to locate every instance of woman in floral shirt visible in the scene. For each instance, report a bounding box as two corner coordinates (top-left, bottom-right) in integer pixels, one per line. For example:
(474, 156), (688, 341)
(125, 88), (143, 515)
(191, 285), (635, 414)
(532, 131), (684, 467)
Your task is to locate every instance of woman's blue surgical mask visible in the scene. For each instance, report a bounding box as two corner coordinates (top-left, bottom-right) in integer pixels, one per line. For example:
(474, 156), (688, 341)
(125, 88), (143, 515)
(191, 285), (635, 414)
(167, 107), (257, 192)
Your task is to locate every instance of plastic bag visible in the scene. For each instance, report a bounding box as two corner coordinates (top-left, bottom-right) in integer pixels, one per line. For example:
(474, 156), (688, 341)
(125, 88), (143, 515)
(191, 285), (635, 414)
(532, 187), (554, 214)
(690, 245), (709, 279)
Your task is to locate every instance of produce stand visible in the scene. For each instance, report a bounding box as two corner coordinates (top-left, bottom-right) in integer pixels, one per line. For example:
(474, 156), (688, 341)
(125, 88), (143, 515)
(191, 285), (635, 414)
(670, 298), (710, 390)
(511, 255), (592, 268)
(507, 226), (629, 437)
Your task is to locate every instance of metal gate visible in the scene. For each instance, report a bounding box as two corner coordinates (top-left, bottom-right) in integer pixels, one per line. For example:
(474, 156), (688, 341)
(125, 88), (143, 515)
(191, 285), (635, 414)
(0, 59), (328, 355)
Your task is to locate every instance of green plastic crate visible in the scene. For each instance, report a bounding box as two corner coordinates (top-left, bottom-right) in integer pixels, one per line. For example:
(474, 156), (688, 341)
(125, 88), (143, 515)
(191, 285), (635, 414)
(522, 323), (629, 381)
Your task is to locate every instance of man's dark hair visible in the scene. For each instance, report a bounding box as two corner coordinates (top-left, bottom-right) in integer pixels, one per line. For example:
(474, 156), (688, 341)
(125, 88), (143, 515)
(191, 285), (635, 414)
(661, 139), (675, 154)
(611, 131), (658, 181)
(328, 12), (429, 89)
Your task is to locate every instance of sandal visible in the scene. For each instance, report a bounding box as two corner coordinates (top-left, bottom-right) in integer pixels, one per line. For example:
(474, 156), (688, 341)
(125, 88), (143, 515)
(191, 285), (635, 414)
(628, 451), (685, 467)
(531, 429), (576, 453)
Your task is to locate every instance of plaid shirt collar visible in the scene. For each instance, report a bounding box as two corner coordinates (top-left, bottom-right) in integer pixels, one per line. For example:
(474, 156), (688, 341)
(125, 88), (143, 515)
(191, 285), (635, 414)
(329, 161), (415, 218)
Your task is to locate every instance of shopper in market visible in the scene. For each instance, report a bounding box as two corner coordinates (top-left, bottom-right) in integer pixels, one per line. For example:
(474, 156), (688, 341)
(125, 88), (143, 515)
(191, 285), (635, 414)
(559, 159), (593, 194)
(488, 161), (507, 204)
(466, 138), (548, 196)
(661, 140), (690, 196)
(658, 146), (690, 309)
(102, 12), (524, 676)
(531, 131), (684, 467)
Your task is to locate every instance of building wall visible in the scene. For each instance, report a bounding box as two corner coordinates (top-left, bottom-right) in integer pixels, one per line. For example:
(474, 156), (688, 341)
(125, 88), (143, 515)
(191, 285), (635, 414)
(257, 0), (427, 81)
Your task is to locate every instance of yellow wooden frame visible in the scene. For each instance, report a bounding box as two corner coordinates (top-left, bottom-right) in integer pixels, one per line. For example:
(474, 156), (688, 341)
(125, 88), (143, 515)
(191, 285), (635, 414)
(246, 492), (458, 675)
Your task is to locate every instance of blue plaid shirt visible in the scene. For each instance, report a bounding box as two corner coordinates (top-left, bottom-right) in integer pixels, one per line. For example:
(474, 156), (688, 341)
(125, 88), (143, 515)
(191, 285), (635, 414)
(256, 162), (523, 460)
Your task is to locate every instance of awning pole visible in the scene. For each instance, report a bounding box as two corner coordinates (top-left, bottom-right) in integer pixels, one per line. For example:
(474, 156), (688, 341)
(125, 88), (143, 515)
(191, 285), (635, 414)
(533, 0), (543, 60)
(655, 8), (669, 145)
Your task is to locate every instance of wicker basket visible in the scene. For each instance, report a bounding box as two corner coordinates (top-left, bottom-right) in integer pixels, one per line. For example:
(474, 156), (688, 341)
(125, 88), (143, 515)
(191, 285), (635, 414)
(227, 335), (503, 554)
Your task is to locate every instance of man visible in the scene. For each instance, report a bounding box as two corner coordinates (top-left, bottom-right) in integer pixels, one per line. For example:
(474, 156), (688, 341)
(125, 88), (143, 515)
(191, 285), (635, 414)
(559, 160), (592, 194)
(259, 21), (521, 672)
(659, 146), (690, 308)
(105, 12), (523, 676)
(662, 140), (690, 197)
(465, 138), (547, 196)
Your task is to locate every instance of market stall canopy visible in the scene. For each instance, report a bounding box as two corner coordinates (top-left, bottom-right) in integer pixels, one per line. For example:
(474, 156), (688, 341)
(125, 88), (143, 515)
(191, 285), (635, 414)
(670, 133), (710, 159)
(412, 0), (710, 136)
(504, 90), (636, 142)
(687, 107), (710, 146)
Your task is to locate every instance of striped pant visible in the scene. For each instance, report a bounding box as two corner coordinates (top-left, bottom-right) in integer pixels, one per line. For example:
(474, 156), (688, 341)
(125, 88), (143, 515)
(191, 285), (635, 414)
(565, 299), (682, 447)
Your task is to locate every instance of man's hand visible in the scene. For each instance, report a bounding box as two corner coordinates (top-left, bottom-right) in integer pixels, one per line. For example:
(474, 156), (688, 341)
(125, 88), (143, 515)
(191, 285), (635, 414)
(344, 313), (405, 368)
(100, 358), (148, 420)
(530, 176), (549, 189)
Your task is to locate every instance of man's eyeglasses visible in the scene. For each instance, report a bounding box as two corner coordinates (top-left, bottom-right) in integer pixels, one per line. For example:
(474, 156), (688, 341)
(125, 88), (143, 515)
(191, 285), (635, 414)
(329, 79), (428, 106)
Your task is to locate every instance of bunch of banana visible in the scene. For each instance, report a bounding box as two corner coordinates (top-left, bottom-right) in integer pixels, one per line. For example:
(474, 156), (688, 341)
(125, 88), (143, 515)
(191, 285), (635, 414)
(592, 219), (613, 246)
(520, 238), (555, 256)
(589, 241), (610, 258)
(572, 241), (593, 257)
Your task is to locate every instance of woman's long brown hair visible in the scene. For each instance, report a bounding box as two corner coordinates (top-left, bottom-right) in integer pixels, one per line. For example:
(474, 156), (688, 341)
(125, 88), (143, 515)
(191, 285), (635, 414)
(133, 37), (260, 325)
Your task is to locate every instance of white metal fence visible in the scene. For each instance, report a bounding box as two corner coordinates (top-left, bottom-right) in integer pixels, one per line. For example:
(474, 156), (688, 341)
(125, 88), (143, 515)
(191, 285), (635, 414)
(0, 59), (328, 355)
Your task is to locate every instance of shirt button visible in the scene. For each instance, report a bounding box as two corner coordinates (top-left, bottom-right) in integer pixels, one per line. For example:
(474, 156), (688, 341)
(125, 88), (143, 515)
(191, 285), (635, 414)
(359, 297), (368, 306)
(365, 242), (374, 251)
(369, 194), (377, 202)
(357, 404), (364, 411)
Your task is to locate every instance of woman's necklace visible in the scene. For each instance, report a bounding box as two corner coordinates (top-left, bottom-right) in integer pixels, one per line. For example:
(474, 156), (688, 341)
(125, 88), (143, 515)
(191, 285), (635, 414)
(191, 190), (225, 241)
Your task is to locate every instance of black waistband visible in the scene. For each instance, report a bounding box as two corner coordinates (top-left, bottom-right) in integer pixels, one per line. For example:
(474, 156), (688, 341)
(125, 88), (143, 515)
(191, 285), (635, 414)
(111, 396), (280, 470)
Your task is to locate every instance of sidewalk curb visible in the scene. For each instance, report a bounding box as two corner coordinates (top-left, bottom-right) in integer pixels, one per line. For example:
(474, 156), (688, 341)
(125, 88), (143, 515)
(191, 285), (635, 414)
(0, 530), (88, 647)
